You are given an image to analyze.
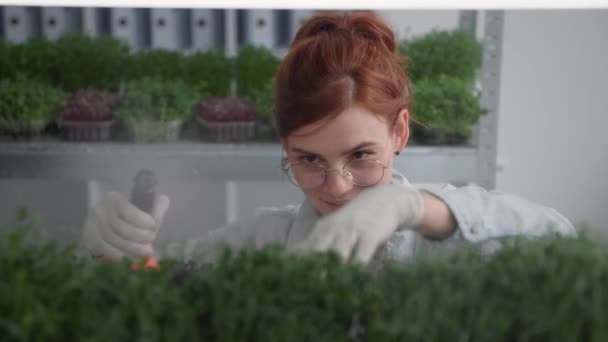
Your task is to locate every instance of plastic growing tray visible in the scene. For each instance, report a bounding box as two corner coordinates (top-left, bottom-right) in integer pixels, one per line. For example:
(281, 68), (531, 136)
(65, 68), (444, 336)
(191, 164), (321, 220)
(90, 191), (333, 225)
(196, 116), (256, 142)
(0, 119), (47, 140)
(58, 120), (113, 141)
(128, 120), (182, 142)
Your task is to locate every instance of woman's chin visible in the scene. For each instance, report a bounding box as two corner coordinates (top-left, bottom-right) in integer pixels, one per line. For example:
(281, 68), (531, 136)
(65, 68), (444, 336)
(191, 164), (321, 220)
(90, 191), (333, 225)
(317, 200), (344, 215)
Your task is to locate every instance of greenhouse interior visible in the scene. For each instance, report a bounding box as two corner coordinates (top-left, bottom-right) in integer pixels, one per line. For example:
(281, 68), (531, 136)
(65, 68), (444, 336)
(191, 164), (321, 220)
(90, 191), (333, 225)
(1, 2), (607, 340)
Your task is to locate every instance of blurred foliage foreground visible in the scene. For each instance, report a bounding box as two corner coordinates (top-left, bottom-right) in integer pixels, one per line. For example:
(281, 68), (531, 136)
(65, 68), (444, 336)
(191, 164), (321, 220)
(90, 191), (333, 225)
(0, 216), (604, 341)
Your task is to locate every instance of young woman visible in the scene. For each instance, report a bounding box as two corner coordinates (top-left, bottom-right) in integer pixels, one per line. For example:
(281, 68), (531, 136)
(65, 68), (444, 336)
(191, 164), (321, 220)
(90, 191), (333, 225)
(82, 11), (575, 265)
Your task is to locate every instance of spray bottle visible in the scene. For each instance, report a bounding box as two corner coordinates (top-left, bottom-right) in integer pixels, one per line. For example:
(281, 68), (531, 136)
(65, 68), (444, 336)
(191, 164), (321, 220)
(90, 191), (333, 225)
(130, 169), (160, 271)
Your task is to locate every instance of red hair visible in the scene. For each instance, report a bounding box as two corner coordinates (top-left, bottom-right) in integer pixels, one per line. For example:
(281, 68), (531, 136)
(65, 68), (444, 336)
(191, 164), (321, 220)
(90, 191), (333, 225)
(274, 11), (411, 138)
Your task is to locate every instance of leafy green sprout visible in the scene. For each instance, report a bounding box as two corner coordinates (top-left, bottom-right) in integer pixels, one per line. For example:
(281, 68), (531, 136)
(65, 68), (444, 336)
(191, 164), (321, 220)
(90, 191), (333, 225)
(114, 77), (205, 123)
(0, 75), (65, 122)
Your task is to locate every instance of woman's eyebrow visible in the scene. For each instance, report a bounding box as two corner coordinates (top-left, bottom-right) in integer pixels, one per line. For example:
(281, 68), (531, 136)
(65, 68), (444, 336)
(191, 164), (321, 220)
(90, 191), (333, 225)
(291, 147), (318, 155)
(341, 141), (378, 155)
(290, 141), (378, 156)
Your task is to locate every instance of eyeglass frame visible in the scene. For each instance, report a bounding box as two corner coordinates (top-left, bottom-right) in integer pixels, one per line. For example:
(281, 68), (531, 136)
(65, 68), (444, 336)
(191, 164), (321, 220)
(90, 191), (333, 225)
(281, 156), (390, 190)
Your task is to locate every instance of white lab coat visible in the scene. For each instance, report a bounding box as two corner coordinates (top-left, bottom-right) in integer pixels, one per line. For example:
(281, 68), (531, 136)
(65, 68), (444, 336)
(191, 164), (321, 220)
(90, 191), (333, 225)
(163, 170), (576, 263)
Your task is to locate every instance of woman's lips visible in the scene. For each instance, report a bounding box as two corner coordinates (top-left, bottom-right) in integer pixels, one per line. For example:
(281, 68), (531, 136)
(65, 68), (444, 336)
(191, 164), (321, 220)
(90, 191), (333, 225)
(323, 199), (349, 209)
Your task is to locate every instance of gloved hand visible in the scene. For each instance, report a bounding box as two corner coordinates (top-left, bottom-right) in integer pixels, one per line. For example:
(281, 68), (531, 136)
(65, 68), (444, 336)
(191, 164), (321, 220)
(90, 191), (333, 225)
(81, 192), (170, 261)
(294, 184), (424, 264)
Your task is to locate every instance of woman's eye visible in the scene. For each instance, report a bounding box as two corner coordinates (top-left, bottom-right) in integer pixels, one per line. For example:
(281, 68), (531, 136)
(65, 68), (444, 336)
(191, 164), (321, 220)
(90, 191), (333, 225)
(352, 150), (371, 159)
(299, 155), (319, 163)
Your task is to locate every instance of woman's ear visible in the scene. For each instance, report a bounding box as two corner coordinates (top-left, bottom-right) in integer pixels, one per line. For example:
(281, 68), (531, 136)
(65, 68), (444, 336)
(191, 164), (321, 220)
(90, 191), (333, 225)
(392, 108), (410, 152)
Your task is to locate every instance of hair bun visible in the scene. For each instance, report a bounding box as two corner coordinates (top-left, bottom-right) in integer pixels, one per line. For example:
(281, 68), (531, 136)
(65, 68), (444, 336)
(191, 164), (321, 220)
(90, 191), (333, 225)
(349, 12), (396, 52)
(315, 21), (338, 34)
(292, 11), (396, 53)
(293, 16), (340, 41)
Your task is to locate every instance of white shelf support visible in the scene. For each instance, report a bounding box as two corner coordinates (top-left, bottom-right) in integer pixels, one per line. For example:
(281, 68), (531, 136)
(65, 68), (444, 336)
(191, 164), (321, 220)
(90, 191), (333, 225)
(192, 9), (215, 51)
(151, 8), (177, 49)
(110, 8), (137, 47)
(476, 10), (504, 190)
(224, 8), (237, 56)
(41, 7), (66, 40)
(3, 6), (32, 43)
(225, 181), (239, 224)
(81, 7), (99, 37)
(245, 9), (274, 48)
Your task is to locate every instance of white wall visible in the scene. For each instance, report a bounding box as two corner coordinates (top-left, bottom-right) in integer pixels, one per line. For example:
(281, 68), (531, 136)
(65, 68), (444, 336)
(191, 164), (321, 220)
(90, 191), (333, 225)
(495, 10), (608, 230)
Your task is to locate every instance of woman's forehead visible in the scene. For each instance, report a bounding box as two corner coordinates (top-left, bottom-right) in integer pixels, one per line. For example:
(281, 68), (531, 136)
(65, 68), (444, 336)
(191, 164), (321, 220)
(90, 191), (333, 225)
(286, 106), (391, 156)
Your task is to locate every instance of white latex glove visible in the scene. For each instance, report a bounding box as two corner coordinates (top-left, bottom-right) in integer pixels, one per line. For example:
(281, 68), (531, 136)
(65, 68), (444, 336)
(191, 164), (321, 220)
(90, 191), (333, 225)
(295, 184), (424, 264)
(81, 192), (170, 261)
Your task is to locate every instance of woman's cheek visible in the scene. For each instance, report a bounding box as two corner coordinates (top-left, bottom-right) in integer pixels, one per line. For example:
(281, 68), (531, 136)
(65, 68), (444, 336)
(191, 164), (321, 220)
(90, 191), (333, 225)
(302, 188), (319, 203)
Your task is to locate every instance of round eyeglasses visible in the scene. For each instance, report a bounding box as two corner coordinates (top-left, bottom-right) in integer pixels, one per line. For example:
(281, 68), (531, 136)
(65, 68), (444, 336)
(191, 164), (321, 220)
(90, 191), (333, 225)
(283, 158), (388, 189)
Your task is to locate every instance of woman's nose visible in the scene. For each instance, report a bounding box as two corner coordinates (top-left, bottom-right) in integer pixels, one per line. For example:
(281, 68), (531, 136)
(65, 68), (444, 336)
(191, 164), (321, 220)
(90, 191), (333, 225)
(322, 168), (353, 197)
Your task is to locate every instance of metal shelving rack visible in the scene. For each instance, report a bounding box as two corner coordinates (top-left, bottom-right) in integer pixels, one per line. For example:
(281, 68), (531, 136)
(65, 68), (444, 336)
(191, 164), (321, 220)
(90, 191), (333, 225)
(0, 7), (503, 195)
(0, 143), (480, 184)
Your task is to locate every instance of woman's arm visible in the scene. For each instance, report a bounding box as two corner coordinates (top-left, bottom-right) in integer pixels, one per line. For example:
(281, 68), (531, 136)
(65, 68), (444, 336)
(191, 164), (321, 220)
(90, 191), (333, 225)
(416, 192), (458, 239)
(415, 185), (576, 242)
